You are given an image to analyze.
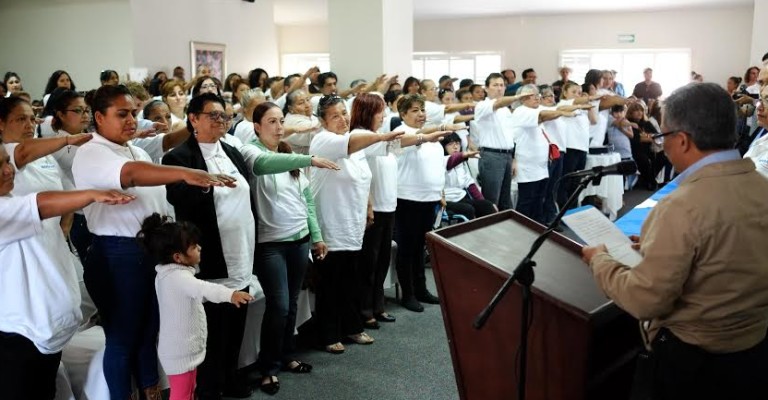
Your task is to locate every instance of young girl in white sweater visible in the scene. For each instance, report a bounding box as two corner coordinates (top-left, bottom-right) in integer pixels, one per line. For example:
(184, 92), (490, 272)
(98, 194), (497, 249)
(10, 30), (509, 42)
(137, 213), (253, 400)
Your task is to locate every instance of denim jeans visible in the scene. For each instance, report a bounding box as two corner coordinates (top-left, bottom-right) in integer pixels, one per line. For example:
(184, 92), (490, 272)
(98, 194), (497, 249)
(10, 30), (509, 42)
(516, 178), (549, 224)
(84, 236), (159, 400)
(254, 237), (310, 376)
(477, 150), (514, 210)
(543, 156), (564, 224)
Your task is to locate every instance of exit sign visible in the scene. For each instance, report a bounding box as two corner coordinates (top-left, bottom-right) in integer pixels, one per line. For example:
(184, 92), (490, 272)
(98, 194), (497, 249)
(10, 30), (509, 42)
(618, 34), (635, 43)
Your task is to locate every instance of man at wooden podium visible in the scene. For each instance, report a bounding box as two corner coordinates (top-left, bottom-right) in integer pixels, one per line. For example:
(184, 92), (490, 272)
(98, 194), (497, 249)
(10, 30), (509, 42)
(581, 82), (768, 400)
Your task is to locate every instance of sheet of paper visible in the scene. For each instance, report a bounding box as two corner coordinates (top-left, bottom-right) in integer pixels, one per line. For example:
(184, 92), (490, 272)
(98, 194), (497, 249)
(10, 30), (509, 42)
(635, 198), (658, 209)
(562, 206), (643, 267)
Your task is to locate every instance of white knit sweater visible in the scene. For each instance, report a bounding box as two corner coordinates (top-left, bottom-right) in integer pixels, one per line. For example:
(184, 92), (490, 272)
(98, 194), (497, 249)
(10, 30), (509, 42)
(155, 263), (235, 375)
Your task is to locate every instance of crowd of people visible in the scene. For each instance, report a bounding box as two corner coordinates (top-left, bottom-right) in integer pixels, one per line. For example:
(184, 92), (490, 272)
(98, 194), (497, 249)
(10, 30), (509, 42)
(1, 55), (768, 400)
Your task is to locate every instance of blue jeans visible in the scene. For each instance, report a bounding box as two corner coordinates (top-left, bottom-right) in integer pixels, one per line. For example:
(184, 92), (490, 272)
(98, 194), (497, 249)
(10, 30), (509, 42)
(477, 150), (514, 210)
(543, 156), (564, 224)
(254, 237), (310, 376)
(516, 178), (549, 224)
(84, 236), (159, 400)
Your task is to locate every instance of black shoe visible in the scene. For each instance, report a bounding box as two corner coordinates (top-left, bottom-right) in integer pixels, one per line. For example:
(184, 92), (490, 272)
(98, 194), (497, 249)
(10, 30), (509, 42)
(401, 297), (424, 312)
(375, 312), (396, 322)
(222, 381), (253, 398)
(260, 376), (280, 396)
(415, 291), (440, 304)
(364, 319), (381, 330)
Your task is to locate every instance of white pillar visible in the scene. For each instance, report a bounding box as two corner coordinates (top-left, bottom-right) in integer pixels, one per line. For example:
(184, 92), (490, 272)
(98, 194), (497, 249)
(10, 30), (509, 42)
(750, 0), (768, 65)
(328, 0), (413, 89)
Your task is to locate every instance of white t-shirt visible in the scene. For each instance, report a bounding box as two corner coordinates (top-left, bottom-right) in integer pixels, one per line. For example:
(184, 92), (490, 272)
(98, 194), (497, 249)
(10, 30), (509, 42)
(539, 105), (567, 151)
(250, 147), (311, 243)
(745, 134), (768, 180)
(425, 101), (446, 127)
(395, 124), (446, 202)
(310, 95), (321, 116)
(50, 131), (80, 190)
(198, 141), (256, 291)
(273, 93), (287, 110)
(0, 193), (82, 354)
(473, 98), (515, 150)
(309, 130), (372, 251)
(5, 143), (65, 196)
(589, 89), (612, 147)
(360, 129), (397, 212)
(444, 158), (474, 202)
(131, 134), (167, 163)
(510, 106), (549, 183)
(233, 119), (257, 145)
(283, 113), (320, 148)
(72, 132), (170, 237)
(557, 99), (591, 152)
(37, 116), (56, 138)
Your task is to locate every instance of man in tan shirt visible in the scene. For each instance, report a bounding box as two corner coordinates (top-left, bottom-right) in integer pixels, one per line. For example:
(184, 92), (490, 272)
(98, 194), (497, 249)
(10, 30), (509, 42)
(582, 82), (768, 400)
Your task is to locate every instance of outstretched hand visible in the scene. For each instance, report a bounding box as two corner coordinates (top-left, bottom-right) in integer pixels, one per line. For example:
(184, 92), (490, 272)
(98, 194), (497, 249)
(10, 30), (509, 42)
(68, 133), (93, 146)
(91, 190), (136, 205)
(462, 150), (480, 159)
(310, 156), (340, 170)
(231, 291), (253, 308)
(381, 131), (405, 142)
(184, 170), (238, 189)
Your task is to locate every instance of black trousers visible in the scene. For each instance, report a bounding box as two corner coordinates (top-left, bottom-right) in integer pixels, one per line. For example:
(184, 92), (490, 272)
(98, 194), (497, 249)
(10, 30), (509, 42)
(647, 328), (768, 400)
(360, 211), (395, 319)
(314, 250), (364, 345)
(560, 149), (587, 209)
(446, 194), (496, 220)
(196, 285), (249, 397)
(394, 199), (439, 299)
(0, 331), (62, 400)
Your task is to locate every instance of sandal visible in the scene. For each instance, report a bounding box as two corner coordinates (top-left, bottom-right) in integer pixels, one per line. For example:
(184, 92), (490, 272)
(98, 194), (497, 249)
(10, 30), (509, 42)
(324, 342), (345, 354)
(260, 375), (280, 396)
(347, 332), (375, 345)
(282, 360), (313, 373)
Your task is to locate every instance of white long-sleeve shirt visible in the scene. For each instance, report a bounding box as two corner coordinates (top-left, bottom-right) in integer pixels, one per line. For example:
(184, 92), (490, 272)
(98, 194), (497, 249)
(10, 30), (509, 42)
(155, 263), (235, 375)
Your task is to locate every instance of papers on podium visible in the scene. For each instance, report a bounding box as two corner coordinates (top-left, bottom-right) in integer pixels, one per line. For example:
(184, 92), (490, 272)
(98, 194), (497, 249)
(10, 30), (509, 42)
(562, 206), (643, 268)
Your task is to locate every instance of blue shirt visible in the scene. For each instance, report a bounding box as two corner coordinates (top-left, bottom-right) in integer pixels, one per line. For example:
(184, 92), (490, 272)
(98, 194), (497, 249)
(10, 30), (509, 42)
(673, 149), (741, 183)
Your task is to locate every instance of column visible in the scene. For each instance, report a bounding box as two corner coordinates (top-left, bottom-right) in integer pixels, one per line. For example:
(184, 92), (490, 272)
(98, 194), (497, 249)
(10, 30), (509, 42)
(750, 0), (768, 65)
(327, 0), (413, 88)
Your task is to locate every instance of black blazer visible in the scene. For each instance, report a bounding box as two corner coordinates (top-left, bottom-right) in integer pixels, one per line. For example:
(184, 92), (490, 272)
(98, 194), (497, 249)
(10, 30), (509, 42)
(162, 134), (258, 280)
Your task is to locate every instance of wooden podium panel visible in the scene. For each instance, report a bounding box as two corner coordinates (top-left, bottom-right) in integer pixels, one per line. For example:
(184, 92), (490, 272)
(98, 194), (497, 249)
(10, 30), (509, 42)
(427, 210), (640, 400)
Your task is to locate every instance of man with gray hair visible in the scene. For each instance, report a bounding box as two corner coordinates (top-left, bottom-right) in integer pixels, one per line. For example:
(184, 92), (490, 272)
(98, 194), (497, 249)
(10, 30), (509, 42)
(582, 82), (768, 399)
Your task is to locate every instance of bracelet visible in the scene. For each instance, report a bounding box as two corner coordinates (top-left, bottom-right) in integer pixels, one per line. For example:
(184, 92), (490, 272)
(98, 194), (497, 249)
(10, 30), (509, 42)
(417, 134), (424, 146)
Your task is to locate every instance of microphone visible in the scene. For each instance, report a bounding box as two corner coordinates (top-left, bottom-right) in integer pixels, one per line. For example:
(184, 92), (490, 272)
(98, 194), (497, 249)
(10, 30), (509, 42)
(566, 160), (637, 179)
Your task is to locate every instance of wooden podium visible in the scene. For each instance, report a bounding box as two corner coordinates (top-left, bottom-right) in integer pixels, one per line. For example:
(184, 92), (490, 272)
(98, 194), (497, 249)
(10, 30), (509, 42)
(426, 210), (640, 400)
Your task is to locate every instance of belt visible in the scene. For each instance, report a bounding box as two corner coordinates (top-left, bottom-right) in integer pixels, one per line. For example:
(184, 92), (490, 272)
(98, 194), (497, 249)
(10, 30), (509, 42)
(480, 147), (515, 154)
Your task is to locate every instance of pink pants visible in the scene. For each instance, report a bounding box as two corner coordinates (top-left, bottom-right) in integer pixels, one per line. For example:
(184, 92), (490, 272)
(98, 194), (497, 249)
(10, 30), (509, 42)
(168, 369), (197, 400)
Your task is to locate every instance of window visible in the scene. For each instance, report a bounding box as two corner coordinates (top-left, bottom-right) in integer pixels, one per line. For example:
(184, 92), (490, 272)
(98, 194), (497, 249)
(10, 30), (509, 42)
(280, 53), (331, 77)
(560, 49), (692, 98)
(412, 52), (502, 84)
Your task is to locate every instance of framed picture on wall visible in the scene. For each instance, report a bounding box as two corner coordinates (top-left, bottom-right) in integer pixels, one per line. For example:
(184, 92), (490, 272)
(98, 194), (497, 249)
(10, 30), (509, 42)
(190, 41), (227, 82)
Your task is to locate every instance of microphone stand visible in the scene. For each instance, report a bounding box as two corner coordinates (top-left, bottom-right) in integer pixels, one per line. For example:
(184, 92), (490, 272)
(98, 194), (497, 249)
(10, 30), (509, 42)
(473, 172), (601, 400)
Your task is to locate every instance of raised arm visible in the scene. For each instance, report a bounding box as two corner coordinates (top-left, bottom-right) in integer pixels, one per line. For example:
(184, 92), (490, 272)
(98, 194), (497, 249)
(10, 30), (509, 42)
(492, 93), (533, 111)
(121, 161), (235, 189)
(37, 189), (135, 220)
(13, 134), (91, 169)
(161, 125), (192, 152)
(348, 131), (403, 154)
(539, 110), (574, 123)
(444, 103), (474, 114)
(599, 95), (626, 111)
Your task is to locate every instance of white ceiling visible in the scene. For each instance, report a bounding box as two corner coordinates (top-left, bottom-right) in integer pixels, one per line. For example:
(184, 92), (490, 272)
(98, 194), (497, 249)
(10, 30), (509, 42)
(273, 0), (753, 25)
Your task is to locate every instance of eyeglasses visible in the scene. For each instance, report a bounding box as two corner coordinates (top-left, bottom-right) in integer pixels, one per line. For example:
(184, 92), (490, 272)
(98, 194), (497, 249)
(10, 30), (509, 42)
(318, 95), (342, 107)
(199, 111), (231, 122)
(66, 108), (92, 117)
(651, 130), (677, 145)
(200, 84), (218, 90)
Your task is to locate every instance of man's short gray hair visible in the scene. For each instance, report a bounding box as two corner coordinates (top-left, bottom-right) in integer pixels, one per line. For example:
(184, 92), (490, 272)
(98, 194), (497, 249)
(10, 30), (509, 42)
(663, 82), (737, 151)
(513, 84), (539, 109)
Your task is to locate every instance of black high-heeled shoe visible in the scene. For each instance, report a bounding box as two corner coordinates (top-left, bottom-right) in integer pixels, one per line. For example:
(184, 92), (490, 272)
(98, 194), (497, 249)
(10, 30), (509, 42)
(260, 376), (280, 396)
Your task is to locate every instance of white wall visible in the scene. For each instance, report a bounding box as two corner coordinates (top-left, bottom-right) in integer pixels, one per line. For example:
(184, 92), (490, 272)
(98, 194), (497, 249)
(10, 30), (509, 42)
(750, 0), (768, 65)
(278, 6), (754, 87)
(0, 0), (134, 98)
(415, 7), (753, 86)
(130, 0), (279, 81)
